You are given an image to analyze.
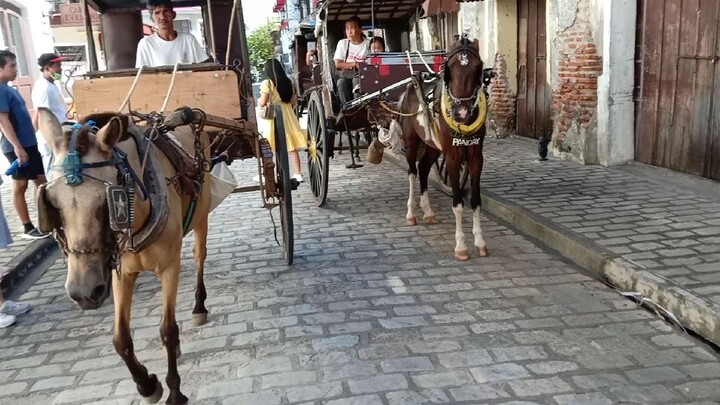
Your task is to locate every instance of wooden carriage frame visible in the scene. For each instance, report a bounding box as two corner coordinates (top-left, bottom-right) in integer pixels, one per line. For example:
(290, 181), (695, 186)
(70, 0), (296, 264)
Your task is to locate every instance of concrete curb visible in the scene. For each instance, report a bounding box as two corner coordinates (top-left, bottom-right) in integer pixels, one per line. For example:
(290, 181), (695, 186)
(381, 149), (720, 347)
(0, 238), (56, 293)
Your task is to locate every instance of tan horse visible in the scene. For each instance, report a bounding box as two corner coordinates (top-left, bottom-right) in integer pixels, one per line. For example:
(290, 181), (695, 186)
(37, 108), (212, 405)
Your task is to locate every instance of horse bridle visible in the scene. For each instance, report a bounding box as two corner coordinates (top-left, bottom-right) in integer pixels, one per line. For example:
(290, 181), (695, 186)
(40, 121), (148, 273)
(444, 38), (484, 108)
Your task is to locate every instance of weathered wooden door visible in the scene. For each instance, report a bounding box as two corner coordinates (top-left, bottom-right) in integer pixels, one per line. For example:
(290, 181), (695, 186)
(517, 0), (551, 139)
(635, 0), (720, 181)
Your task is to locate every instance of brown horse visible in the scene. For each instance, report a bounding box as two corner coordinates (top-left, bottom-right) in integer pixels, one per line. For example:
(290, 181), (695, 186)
(397, 36), (489, 260)
(36, 108), (212, 405)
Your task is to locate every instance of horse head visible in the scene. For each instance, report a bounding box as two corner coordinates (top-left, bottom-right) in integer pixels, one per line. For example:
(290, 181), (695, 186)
(36, 108), (135, 309)
(443, 35), (484, 125)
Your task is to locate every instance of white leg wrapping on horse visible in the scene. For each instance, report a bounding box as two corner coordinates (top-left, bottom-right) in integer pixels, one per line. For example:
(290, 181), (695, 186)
(472, 207), (486, 249)
(406, 174), (417, 223)
(452, 205), (466, 252)
(420, 191), (435, 220)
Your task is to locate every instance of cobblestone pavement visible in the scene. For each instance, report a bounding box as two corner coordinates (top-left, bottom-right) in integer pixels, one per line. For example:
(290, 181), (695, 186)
(0, 173), (43, 270)
(481, 138), (720, 307)
(1, 150), (719, 405)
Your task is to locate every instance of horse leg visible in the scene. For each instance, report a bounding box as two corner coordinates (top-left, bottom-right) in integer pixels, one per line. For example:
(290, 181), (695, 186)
(418, 147), (440, 224)
(447, 156), (468, 261)
(405, 142), (419, 226)
(469, 172), (488, 257)
(159, 261), (187, 405)
(112, 271), (163, 403)
(469, 147), (488, 257)
(192, 215), (209, 326)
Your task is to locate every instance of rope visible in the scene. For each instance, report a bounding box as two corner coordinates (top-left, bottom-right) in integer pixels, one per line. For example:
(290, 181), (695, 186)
(225, 0), (239, 71)
(118, 65), (145, 113)
(160, 63), (180, 114)
(379, 100), (421, 117)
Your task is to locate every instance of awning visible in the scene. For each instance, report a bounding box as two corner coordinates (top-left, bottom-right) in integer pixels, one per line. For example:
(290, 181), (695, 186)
(273, 0), (286, 12)
(423, 0), (459, 17)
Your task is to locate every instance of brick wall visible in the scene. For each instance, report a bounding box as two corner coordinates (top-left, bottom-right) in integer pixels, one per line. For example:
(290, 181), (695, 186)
(488, 54), (516, 138)
(551, 0), (602, 160)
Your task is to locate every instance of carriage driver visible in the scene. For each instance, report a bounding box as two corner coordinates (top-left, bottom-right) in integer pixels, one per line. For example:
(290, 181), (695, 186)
(333, 16), (370, 104)
(136, 0), (210, 67)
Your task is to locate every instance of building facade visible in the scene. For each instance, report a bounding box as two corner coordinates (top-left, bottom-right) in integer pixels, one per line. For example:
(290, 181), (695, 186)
(426, 0), (717, 182)
(0, 0), (55, 109)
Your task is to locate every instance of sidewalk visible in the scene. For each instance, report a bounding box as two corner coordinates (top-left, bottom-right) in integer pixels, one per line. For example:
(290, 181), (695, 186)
(386, 136), (720, 346)
(0, 177), (55, 291)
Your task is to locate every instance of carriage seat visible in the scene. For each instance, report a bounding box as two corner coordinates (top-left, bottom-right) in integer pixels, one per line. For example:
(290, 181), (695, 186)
(357, 51), (447, 95)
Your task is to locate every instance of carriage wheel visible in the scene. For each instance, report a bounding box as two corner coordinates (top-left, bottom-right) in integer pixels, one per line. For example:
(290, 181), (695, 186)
(273, 106), (294, 265)
(306, 90), (330, 207)
(431, 154), (470, 197)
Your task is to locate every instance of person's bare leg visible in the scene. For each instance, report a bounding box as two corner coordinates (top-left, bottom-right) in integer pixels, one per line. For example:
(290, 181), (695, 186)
(290, 150), (301, 176)
(12, 180), (30, 224)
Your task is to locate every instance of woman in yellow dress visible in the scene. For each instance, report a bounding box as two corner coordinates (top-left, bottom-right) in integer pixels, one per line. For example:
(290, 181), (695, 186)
(258, 59), (307, 182)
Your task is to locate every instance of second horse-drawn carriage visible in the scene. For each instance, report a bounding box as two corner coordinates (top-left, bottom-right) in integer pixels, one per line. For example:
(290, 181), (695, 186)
(294, 0), (493, 206)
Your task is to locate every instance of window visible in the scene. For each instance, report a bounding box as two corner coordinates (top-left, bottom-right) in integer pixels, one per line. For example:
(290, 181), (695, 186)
(174, 20), (192, 35)
(0, 7), (30, 76)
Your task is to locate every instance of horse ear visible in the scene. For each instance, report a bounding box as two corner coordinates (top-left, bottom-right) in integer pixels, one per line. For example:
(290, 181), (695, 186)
(471, 39), (480, 52)
(36, 108), (63, 153)
(96, 117), (124, 153)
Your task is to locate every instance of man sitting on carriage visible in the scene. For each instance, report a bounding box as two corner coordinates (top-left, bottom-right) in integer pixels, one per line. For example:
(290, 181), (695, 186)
(333, 16), (370, 104)
(136, 0), (210, 67)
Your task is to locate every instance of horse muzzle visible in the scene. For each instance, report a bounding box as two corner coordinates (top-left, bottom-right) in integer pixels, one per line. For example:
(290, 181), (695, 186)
(452, 104), (475, 126)
(66, 265), (112, 310)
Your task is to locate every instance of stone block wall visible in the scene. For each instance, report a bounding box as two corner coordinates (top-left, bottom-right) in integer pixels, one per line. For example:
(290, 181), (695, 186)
(551, 0), (603, 163)
(488, 53), (516, 138)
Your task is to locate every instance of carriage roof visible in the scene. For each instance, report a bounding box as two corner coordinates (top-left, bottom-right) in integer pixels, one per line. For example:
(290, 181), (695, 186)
(318, 0), (425, 22)
(88, 0), (220, 12)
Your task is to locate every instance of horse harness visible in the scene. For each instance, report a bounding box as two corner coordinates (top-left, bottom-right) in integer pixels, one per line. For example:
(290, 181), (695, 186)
(37, 113), (209, 274)
(439, 37), (489, 145)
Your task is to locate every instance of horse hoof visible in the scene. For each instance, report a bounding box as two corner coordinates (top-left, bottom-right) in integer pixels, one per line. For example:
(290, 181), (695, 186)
(478, 246), (489, 257)
(166, 391), (189, 405)
(424, 215), (437, 224)
(142, 376), (163, 404)
(406, 217), (417, 226)
(454, 249), (469, 261)
(192, 312), (208, 326)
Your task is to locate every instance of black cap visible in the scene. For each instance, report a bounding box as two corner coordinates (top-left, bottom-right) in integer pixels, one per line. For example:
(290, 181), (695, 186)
(37, 53), (67, 67)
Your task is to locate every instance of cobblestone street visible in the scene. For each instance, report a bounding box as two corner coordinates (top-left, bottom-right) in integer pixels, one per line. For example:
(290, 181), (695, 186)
(1, 151), (719, 405)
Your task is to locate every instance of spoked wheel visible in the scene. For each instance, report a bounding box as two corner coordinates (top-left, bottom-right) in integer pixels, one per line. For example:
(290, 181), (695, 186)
(431, 154), (470, 197)
(306, 90), (330, 206)
(273, 105), (294, 265)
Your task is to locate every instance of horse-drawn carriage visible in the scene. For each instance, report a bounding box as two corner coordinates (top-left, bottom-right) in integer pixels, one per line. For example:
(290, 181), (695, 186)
(302, 0), (490, 206)
(68, 0), (294, 265)
(304, 0), (495, 260)
(36, 0), (295, 403)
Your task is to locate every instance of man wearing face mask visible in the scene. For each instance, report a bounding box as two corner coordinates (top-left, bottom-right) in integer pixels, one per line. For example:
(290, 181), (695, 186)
(136, 0), (209, 67)
(31, 53), (67, 174)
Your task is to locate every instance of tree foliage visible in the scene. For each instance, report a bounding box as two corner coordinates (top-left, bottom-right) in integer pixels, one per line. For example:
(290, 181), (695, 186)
(247, 22), (276, 76)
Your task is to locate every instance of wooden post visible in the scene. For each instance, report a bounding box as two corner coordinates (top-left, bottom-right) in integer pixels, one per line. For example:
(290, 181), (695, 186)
(81, 0), (99, 71)
(235, 0), (257, 125)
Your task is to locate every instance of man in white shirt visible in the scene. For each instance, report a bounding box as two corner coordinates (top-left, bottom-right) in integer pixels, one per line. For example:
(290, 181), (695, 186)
(333, 16), (370, 104)
(136, 0), (210, 68)
(31, 53), (68, 173)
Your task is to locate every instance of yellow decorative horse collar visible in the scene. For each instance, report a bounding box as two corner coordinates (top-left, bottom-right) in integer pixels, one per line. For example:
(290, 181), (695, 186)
(440, 85), (488, 138)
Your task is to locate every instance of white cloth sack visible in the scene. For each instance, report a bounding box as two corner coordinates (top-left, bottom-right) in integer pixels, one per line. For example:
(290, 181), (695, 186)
(209, 161), (237, 212)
